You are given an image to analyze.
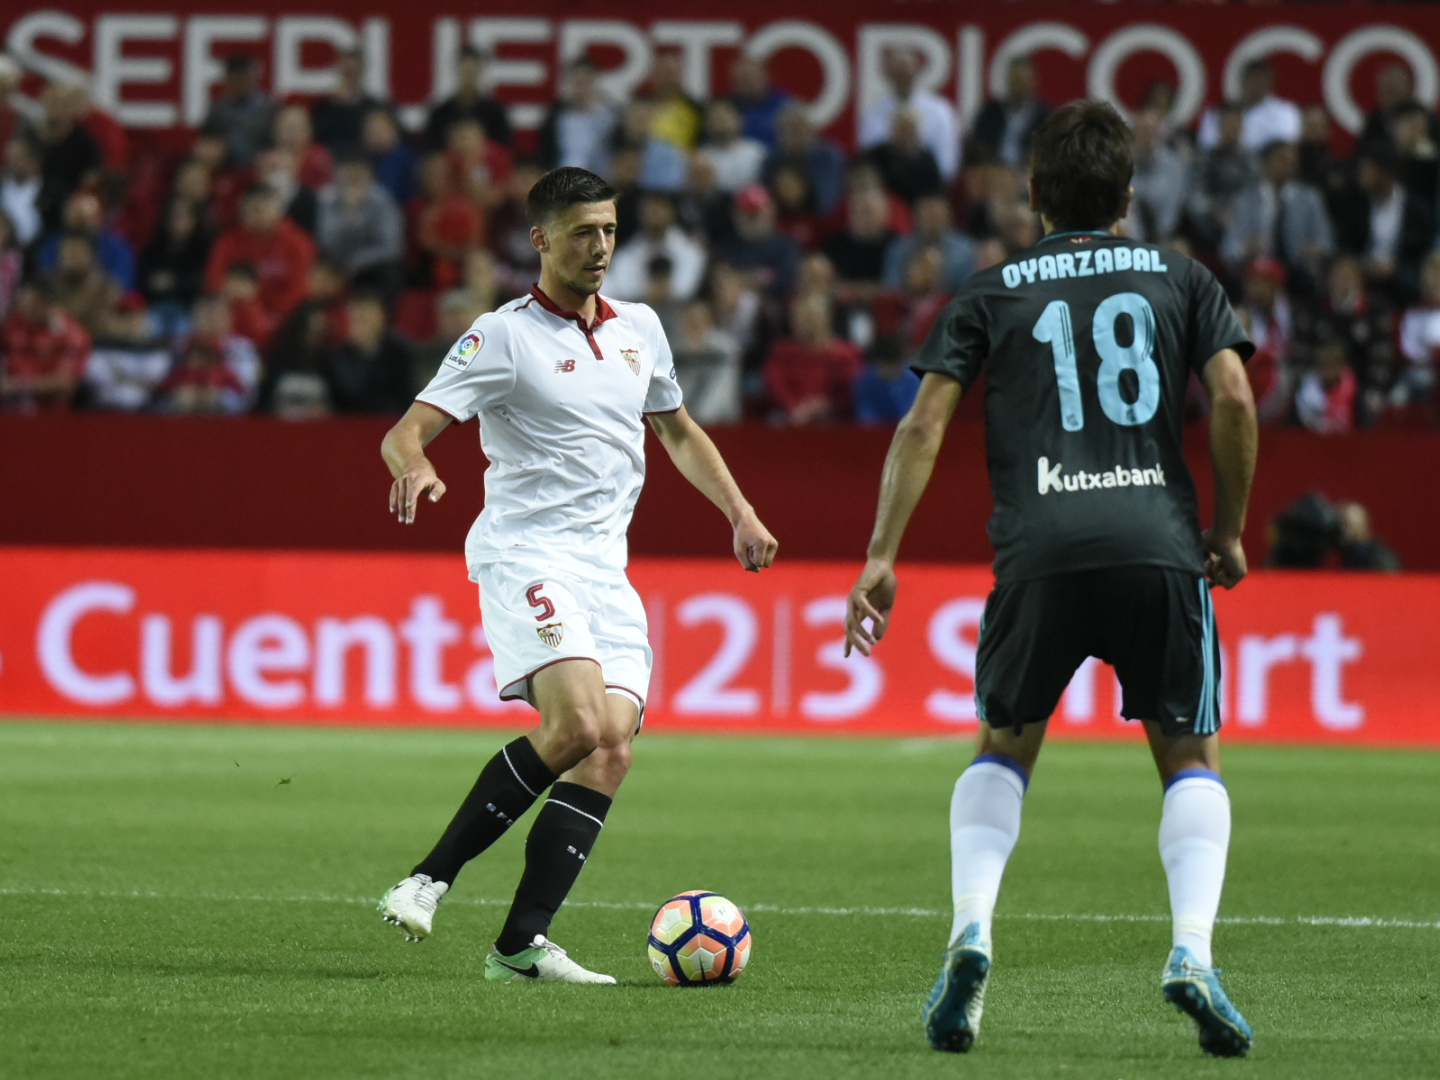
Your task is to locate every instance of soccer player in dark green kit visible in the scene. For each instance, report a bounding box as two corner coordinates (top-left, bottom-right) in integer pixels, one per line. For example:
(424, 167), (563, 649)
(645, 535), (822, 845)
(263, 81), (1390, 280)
(843, 101), (1259, 1058)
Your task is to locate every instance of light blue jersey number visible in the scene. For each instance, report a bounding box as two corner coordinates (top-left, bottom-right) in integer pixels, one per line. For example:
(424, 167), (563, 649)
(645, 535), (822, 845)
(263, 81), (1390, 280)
(1032, 292), (1160, 430)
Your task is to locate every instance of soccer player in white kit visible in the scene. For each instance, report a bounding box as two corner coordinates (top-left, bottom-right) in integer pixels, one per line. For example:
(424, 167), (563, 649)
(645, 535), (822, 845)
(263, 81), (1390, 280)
(376, 168), (777, 983)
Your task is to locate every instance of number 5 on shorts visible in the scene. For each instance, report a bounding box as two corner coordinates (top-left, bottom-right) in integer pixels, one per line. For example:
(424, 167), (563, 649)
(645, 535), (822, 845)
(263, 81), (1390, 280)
(526, 583), (556, 623)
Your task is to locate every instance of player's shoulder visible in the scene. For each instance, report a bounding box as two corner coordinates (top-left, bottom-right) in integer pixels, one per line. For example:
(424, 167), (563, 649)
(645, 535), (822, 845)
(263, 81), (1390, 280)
(603, 296), (666, 335)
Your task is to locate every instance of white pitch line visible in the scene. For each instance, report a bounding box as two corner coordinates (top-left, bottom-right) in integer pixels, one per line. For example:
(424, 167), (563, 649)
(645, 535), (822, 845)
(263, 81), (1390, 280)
(2, 886), (1438, 930)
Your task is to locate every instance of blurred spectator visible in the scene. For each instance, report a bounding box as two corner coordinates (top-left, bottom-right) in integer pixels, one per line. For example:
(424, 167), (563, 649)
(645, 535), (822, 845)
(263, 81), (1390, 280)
(642, 254), (684, 339)
(363, 107), (417, 207)
(1129, 107), (1188, 244)
(1393, 102), (1439, 216)
(1394, 250), (1440, 412)
(73, 82), (128, 174)
(763, 292), (862, 424)
(190, 292), (262, 406)
(1334, 140), (1434, 306)
(253, 146), (317, 235)
(413, 286), (489, 391)
(883, 192), (976, 293)
(863, 108), (943, 207)
(538, 58), (617, 175)
(645, 51), (704, 154)
(0, 54), (22, 151)
(696, 100), (765, 194)
(853, 331), (921, 424)
(0, 209), (20, 318)
(487, 160), (545, 294)
(49, 229), (121, 336)
(0, 278), (89, 411)
(412, 152), (483, 291)
(37, 191), (136, 290)
(1297, 105), (1347, 208)
(206, 184), (316, 321)
(764, 104), (846, 214)
(1, 132), (43, 246)
(607, 146), (643, 244)
(822, 184), (897, 305)
(1293, 327), (1356, 435)
(1336, 501), (1402, 571)
(138, 198), (212, 332)
(606, 193), (705, 302)
(317, 153), (404, 295)
(1139, 81), (1189, 152)
(672, 299), (741, 423)
(260, 260), (348, 415)
(274, 103), (334, 190)
(971, 56), (1050, 169)
(170, 156), (216, 229)
(424, 48), (511, 152)
(1292, 255), (1394, 427)
(873, 246), (949, 354)
(219, 262), (276, 352)
(708, 261), (764, 372)
(769, 165), (824, 251)
(715, 184), (801, 296)
(156, 337), (249, 415)
(310, 50), (385, 154)
(615, 100), (687, 194)
(446, 118), (512, 207)
(972, 237), (1007, 274)
(1240, 258), (1293, 424)
(36, 82), (101, 233)
(860, 47), (961, 181)
(1197, 58), (1300, 152)
(727, 57), (790, 150)
(322, 290), (412, 413)
(1187, 103), (1256, 251)
(80, 293), (170, 410)
(1223, 140), (1332, 294)
(677, 155), (734, 248)
(1359, 62), (1438, 149)
(203, 55), (276, 167)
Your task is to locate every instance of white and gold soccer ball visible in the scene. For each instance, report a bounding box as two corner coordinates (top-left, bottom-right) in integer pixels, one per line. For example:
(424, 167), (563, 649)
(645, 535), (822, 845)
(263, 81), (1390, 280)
(647, 891), (752, 986)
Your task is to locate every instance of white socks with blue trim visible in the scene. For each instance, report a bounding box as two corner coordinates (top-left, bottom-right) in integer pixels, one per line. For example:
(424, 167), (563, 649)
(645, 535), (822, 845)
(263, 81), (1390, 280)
(1159, 770), (1231, 967)
(948, 756), (1027, 946)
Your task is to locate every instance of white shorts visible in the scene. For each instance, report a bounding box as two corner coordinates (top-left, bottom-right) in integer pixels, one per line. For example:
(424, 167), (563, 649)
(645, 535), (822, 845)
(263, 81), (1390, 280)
(476, 558), (652, 716)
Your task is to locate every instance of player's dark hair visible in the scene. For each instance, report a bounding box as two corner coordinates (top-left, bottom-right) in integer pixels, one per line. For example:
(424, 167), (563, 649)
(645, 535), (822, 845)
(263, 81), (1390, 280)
(1029, 99), (1134, 231)
(526, 166), (618, 226)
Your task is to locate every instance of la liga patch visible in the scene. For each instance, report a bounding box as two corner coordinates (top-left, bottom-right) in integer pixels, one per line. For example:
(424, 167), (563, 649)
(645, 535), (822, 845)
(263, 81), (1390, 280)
(444, 330), (484, 369)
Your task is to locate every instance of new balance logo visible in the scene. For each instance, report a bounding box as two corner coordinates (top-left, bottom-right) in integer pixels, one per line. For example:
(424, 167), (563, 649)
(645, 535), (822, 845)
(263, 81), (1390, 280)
(554, 359), (577, 373)
(1037, 456), (1166, 495)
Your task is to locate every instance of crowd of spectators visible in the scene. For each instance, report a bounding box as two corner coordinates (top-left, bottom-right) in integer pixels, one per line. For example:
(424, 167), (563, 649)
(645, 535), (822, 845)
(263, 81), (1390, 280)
(1, 46), (1439, 432)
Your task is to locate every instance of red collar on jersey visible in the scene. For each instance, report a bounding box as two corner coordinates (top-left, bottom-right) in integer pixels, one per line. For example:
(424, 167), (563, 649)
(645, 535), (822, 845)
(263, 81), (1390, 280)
(529, 285), (615, 361)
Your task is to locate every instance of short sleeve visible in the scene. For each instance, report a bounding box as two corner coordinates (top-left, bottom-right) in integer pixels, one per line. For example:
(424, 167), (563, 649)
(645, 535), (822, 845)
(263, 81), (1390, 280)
(1188, 262), (1255, 373)
(415, 312), (515, 422)
(911, 289), (988, 389)
(643, 309), (684, 414)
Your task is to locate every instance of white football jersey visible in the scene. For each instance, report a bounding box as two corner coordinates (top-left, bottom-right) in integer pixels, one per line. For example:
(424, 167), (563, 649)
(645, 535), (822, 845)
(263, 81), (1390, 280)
(417, 286), (684, 579)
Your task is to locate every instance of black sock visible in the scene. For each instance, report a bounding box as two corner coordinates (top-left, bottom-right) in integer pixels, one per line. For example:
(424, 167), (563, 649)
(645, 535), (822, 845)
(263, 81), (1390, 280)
(411, 737), (557, 886)
(494, 781), (612, 955)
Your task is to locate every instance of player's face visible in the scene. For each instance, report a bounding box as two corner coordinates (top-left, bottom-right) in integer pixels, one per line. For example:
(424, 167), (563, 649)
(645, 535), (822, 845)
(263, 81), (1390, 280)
(534, 202), (618, 298)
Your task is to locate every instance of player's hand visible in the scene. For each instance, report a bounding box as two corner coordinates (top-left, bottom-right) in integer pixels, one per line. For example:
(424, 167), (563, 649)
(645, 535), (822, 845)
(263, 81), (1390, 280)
(733, 510), (778, 572)
(845, 558), (898, 657)
(1203, 529), (1247, 589)
(389, 457), (447, 525)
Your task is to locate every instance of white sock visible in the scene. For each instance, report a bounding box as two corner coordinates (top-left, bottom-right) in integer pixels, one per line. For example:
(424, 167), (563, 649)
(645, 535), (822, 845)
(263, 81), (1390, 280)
(1158, 772), (1231, 968)
(949, 757), (1026, 946)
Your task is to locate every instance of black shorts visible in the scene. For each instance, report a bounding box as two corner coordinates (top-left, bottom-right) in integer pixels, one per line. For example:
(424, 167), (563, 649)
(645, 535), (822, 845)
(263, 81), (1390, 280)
(974, 566), (1221, 737)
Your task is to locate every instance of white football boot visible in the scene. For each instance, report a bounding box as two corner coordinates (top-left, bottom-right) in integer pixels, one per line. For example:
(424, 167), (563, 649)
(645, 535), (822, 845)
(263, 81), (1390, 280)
(379, 874), (448, 941)
(484, 935), (616, 984)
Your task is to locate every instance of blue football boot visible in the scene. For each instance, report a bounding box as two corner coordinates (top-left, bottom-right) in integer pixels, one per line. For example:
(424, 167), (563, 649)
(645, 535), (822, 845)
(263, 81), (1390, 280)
(923, 922), (992, 1053)
(1161, 945), (1254, 1057)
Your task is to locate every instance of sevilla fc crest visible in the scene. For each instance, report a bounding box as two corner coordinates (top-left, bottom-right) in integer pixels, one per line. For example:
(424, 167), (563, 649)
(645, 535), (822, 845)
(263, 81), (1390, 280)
(621, 348), (641, 375)
(537, 622), (564, 648)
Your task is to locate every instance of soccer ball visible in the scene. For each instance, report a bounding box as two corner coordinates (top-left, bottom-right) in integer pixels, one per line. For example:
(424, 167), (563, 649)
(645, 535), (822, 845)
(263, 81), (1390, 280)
(647, 891), (752, 986)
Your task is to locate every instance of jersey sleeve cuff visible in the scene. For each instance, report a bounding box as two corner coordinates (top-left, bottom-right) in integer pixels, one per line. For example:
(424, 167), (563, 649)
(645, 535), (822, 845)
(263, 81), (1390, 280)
(415, 396), (467, 423)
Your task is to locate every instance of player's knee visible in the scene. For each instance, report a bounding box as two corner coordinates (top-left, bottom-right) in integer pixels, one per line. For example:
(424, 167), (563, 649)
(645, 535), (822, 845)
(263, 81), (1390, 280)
(551, 706), (607, 758)
(595, 734), (632, 774)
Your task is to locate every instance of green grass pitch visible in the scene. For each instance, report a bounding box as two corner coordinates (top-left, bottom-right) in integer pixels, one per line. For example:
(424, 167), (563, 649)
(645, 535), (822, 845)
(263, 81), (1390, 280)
(1, 721), (1438, 1080)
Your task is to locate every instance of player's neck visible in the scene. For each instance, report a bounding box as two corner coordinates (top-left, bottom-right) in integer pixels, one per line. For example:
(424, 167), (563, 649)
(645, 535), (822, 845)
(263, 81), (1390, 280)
(536, 270), (598, 324)
(1040, 217), (1125, 239)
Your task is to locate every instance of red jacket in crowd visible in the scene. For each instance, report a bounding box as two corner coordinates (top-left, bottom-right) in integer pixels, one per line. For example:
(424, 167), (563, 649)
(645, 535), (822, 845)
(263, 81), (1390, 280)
(0, 307), (91, 410)
(205, 219), (316, 321)
(763, 337), (865, 421)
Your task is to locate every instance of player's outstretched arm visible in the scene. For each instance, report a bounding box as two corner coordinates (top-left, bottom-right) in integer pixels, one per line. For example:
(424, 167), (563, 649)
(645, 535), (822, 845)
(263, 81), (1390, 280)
(1201, 348), (1258, 589)
(381, 401), (453, 525)
(646, 407), (777, 572)
(845, 373), (963, 657)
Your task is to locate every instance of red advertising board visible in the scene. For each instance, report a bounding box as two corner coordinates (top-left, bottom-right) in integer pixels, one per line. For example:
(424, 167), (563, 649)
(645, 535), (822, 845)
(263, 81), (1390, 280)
(1, 547), (1436, 746)
(4, 2), (1439, 148)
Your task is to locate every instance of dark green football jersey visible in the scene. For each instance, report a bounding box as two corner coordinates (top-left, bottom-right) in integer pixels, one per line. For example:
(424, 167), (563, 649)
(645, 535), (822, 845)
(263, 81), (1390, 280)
(913, 230), (1254, 584)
